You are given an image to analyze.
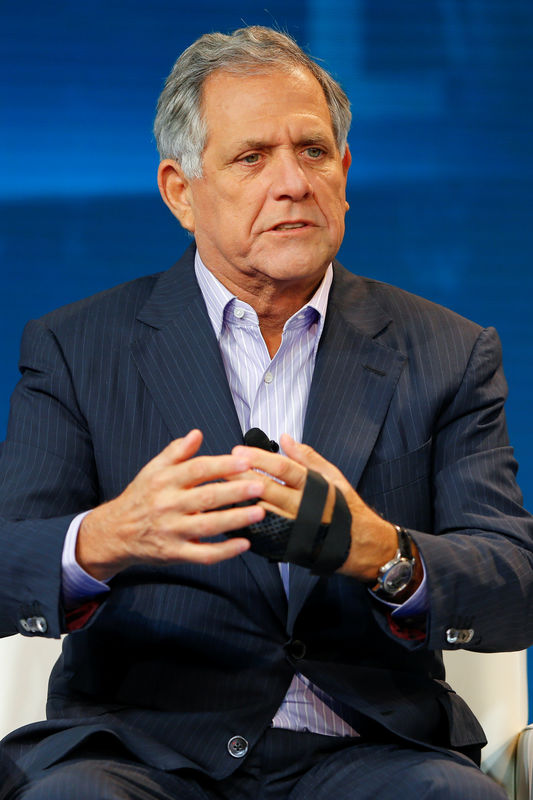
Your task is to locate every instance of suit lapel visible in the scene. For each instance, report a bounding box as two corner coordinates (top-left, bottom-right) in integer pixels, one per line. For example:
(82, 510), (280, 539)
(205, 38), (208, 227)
(131, 247), (242, 456)
(288, 264), (407, 629)
(130, 252), (407, 630)
(304, 265), (407, 479)
(130, 246), (286, 624)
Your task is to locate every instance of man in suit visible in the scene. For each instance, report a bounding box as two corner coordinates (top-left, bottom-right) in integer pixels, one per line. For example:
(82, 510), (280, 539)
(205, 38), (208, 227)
(0, 24), (531, 799)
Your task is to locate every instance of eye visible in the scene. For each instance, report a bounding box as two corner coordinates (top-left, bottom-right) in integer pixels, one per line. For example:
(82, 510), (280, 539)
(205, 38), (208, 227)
(240, 153), (262, 165)
(304, 147), (325, 159)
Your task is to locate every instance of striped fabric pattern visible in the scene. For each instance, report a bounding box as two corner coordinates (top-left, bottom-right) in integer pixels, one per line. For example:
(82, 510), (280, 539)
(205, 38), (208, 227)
(2, 245), (533, 782)
(195, 253), (357, 737)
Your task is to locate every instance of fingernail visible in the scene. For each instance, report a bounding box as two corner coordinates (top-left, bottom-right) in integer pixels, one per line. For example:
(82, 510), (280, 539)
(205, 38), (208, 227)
(234, 458), (250, 471)
(247, 482), (263, 497)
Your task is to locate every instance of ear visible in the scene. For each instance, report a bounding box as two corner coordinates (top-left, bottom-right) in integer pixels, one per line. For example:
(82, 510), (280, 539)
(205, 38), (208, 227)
(342, 144), (351, 177)
(342, 145), (351, 212)
(157, 159), (196, 233)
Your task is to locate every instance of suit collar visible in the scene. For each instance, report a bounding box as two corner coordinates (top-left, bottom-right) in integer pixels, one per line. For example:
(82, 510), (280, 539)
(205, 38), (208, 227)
(136, 243), (202, 331)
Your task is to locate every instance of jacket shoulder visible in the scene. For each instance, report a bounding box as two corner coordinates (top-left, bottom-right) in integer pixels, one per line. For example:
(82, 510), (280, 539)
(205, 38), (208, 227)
(333, 262), (485, 344)
(38, 272), (162, 333)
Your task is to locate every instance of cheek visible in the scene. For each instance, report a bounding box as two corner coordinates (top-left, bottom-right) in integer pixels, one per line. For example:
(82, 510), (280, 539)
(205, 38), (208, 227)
(194, 191), (242, 239)
(324, 189), (349, 237)
(215, 186), (259, 226)
(312, 175), (348, 225)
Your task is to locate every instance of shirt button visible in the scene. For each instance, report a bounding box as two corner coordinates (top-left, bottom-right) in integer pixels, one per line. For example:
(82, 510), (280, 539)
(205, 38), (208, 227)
(288, 639), (307, 660)
(234, 307), (245, 319)
(227, 735), (249, 758)
(264, 372), (273, 384)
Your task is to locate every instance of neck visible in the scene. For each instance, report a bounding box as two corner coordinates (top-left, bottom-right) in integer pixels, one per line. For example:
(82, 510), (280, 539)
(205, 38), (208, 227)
(238, 281), (319, 358)
(196, 251), (330, 358)
(224, 266), (321, 318)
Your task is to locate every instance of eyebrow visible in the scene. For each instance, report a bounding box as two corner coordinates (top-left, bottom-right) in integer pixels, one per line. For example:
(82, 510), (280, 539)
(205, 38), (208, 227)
(234, 132), (332, 152)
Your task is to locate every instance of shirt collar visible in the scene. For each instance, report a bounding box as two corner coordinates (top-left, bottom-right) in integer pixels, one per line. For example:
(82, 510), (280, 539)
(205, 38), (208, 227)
(194, 249), (333, 341)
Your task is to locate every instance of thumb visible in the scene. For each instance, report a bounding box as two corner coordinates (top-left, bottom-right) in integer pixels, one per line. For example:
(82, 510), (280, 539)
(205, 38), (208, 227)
(280, 433), (350, 492)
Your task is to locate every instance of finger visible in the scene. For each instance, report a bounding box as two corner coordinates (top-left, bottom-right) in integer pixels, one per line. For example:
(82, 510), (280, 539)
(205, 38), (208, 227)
(167, 478), (266, 514)
(280, 434), (348, 488)
(225, 464), (302, 519)
(168, 453), (256, 489)
(281, 434), (365, 523)
(231, 445), (306, 489)
(258, 480), (336, 525)
(143, 430), (204, 474)
(175, 503), (265, 539)
(256, 484), (301, 519)
(174, 537), (252, 565)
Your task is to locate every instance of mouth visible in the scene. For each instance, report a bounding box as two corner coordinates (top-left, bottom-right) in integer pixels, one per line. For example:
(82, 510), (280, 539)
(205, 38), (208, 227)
(270, 221), (311, 231)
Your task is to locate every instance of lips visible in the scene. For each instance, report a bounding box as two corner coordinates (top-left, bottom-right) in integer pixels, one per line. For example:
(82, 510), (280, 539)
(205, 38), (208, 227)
(270, 221), (312, 231)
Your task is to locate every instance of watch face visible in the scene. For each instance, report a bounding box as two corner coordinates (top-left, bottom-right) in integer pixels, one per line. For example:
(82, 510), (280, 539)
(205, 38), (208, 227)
(382, 560), (413, 595)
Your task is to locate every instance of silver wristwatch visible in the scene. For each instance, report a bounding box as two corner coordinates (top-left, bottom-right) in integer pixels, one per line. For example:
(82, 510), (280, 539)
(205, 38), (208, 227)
(376, 525), (415, 596)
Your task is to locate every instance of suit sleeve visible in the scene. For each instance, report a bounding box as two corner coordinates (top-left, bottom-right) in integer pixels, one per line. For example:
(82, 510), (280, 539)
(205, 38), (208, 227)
(375, 326), (533, 652)
(0, 318), (101, 638)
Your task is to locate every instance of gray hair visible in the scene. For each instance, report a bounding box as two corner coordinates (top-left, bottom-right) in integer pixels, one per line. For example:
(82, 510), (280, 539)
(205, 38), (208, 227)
(153, 26), (351, 179)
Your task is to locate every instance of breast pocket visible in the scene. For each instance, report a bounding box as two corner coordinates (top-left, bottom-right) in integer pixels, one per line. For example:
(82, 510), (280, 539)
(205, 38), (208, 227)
(358, 438), (433, 531)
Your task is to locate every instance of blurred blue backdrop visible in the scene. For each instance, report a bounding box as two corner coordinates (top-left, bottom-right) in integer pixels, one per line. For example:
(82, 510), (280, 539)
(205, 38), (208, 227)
(1, 0), (533, 711)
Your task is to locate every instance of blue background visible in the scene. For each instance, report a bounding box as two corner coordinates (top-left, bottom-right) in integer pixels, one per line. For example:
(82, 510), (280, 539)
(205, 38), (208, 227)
(1, 1), (533, 712)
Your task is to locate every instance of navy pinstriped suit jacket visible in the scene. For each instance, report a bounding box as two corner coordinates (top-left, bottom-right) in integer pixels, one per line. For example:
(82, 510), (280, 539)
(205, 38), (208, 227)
(1, 244), (533, 777)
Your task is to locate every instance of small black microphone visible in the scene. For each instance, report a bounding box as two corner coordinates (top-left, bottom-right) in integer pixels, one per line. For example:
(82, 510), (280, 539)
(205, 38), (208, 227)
(243, 428), (279, 453)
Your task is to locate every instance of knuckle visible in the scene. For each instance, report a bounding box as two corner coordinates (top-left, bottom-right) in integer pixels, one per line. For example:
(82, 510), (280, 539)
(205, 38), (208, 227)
(147, 480), (173, 507)
(200, 483), (218, 509)
(150, 494), (170, 515)
(188, 459), (208, 483)
(192, 514), (214, 536)
(148, 470), (169, 492)
(276, 459), (292, 480)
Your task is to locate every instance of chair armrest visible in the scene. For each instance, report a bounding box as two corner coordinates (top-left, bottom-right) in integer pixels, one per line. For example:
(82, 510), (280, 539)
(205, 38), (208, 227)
(0, 634), (63, 740)
(516, 725), (533, 800)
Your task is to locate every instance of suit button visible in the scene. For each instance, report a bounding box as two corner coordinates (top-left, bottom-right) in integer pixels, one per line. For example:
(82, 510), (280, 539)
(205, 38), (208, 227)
(19, 616), (48, 634)
(288, 639), (307, 659)
(227, 736), (248, 758)
(446, 628), (474, 645)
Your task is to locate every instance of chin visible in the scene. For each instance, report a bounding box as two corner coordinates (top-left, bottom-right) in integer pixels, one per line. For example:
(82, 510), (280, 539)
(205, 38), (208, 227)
(260, 244), (334, 279)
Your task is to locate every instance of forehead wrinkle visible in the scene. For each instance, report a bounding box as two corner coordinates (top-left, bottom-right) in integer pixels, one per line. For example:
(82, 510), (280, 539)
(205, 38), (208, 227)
(232, 130), (335, 152)
(200, 69), (338, 160)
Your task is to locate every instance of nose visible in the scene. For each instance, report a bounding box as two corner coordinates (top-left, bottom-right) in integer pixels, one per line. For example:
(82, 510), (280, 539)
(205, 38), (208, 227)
(269, 152), (313, 202)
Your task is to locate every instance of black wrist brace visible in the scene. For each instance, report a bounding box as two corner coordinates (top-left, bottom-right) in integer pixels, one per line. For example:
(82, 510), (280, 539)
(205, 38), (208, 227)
(233, 468), (352, 575)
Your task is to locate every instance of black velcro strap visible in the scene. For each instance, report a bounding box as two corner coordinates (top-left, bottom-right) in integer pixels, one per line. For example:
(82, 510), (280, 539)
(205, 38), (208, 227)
(310, 487), (352, 574)
(284, 470), (329, 566)
(230, 469), (350, 575)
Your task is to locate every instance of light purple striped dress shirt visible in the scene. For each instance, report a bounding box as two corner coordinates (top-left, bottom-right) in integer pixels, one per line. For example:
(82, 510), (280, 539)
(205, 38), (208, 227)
(194, 252), (358, 737)
(62, 250), (427, 738)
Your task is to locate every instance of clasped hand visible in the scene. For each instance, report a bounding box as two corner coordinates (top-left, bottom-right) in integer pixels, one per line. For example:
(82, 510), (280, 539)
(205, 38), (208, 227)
(77, 429), (397, 583)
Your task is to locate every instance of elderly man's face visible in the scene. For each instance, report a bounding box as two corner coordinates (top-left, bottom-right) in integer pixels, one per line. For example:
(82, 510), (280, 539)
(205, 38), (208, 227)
(178, 67), (350, 296)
